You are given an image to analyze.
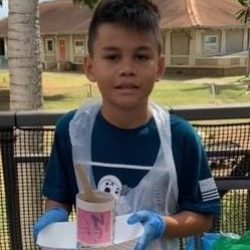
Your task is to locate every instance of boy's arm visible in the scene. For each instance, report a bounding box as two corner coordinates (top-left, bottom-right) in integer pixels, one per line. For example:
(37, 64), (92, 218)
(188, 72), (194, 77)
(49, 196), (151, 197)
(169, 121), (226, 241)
(45, 199), (72, 213)
(164, 211), (213, 238)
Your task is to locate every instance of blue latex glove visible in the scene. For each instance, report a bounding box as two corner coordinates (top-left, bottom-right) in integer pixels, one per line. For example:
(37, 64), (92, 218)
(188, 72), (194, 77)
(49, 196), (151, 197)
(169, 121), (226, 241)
(33, 207), (69, 243)
(127, 210), (166, 250)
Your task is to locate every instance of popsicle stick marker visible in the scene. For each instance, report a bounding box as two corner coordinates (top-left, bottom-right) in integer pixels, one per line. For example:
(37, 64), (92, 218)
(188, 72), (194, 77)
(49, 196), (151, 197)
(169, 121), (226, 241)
(75, 163), (96, 202)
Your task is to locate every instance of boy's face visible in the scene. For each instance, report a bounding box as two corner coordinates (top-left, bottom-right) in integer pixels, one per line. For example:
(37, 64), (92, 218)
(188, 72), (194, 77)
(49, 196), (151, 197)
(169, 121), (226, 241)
(85, 24), (165, 111)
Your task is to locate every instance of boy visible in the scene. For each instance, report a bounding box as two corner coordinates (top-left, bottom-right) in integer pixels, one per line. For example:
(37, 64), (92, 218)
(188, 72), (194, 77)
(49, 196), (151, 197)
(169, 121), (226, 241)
(34, 0), (220, 249)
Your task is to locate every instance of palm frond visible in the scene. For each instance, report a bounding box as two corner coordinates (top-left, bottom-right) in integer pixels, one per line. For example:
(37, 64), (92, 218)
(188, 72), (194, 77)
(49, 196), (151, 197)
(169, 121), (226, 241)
(243, 9), (249, 23)
(236, 0), (249, 7)
(73, 0), (99, 9)
(235, 0), (250, 24)
(236, 9), (246, 21)
(246, 8), (250, 22)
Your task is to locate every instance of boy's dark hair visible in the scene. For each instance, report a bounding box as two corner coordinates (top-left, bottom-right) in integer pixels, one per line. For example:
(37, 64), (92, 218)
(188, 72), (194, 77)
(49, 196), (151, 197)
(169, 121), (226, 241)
(87, 0), (162, 56)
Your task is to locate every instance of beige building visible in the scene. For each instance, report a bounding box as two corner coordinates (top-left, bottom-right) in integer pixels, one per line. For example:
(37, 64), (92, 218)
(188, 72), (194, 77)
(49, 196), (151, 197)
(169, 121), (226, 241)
(159, 0), (248, 76)
(0, 0), (247, 76)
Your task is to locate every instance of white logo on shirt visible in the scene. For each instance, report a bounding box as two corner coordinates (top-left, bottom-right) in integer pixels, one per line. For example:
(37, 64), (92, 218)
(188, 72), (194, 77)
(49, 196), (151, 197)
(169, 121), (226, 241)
(199, 178), (219, 202)
(97, 175), (122, 199)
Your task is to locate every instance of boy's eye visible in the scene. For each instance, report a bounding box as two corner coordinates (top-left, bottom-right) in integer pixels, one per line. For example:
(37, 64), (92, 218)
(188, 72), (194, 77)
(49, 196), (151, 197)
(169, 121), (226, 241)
(103, 54), (119, 61)
(135, 54), (150, 61)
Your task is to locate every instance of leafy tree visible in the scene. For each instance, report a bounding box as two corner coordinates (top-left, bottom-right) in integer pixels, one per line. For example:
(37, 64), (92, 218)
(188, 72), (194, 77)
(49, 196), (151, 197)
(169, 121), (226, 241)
(235, 0), (250, 81)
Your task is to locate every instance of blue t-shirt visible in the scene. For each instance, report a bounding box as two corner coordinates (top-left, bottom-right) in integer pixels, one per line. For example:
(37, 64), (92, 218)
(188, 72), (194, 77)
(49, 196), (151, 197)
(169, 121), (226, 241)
(42, 109), (220, 215)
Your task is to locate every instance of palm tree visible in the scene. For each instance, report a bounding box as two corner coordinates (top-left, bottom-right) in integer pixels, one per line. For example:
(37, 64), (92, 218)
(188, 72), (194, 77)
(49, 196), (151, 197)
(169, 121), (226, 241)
(235, 0), (250, 85)
(7, 2), (43, 248)
(7, 0), (98, 111)
(8, 0), (43, 110)
(7, 0), (99, 112)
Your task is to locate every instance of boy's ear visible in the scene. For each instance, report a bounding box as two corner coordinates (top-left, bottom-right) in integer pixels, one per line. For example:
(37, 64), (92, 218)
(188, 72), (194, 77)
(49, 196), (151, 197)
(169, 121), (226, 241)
(156, 56), (165, 80)
(84, 56), (96, 82)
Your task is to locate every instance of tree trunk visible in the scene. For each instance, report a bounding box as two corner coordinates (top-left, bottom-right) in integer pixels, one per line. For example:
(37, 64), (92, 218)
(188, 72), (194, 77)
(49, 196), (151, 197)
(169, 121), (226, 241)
(8, 0), (43, 110)
(7, 1), (43, 248)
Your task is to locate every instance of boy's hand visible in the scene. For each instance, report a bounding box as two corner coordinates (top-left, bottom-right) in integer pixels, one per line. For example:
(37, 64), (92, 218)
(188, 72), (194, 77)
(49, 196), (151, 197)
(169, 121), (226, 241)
(127, 210), (166, 250)
(33, 207), (69, 243)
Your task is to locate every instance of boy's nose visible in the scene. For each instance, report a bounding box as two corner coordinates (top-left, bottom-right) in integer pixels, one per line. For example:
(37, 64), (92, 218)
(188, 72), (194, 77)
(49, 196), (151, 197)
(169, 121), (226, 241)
(119, 59), (136, 76)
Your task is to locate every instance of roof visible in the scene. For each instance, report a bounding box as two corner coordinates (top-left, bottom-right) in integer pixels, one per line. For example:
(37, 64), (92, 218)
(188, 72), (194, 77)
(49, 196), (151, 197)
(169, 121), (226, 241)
(39, 0), (92, 35)
(0, 0), (244, 36)
(157, 0), (243, 29)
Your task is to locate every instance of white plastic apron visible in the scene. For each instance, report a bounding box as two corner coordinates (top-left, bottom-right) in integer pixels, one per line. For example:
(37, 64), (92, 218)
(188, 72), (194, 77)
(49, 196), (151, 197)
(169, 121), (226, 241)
(69, 100), (179, 250)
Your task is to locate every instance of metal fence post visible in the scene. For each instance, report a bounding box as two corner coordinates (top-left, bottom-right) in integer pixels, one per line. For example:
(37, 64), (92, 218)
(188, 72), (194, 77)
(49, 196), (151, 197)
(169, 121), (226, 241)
(0, 127), (23, 250)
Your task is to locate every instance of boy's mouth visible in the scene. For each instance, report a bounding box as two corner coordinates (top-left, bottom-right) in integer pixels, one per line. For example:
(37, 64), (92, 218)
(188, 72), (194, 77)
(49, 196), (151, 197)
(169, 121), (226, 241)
(115, 83), (139, 90)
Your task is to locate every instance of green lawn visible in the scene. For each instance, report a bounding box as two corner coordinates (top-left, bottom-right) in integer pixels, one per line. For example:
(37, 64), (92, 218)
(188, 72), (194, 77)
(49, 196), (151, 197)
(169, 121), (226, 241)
(0, 71), (249, 111)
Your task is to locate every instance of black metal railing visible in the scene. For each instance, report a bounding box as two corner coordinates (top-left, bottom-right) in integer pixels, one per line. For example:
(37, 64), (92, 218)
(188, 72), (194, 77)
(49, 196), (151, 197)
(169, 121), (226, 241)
(0, 105), (250, 250)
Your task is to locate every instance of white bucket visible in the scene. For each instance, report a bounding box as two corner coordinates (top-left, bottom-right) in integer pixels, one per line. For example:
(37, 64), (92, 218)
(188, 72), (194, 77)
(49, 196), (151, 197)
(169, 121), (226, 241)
(37, 214), (143, 250)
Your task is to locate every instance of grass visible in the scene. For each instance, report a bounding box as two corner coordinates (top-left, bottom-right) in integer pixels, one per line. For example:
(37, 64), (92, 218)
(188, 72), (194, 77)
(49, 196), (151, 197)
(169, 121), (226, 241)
(42, 72), (99, 110)
(151, 76), (250, 107)
(0, 71), (249, 111)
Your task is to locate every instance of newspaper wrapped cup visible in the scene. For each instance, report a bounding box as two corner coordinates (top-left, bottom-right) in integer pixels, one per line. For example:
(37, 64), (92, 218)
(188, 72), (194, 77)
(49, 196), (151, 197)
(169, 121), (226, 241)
(76, 191), (115, 248)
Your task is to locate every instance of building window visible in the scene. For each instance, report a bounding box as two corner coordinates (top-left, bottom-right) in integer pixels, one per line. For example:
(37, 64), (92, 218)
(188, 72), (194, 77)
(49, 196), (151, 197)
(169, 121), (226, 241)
(204, 35), (219, 54)
(74, 40), (85, 54)
(46, 39), (54, 53)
